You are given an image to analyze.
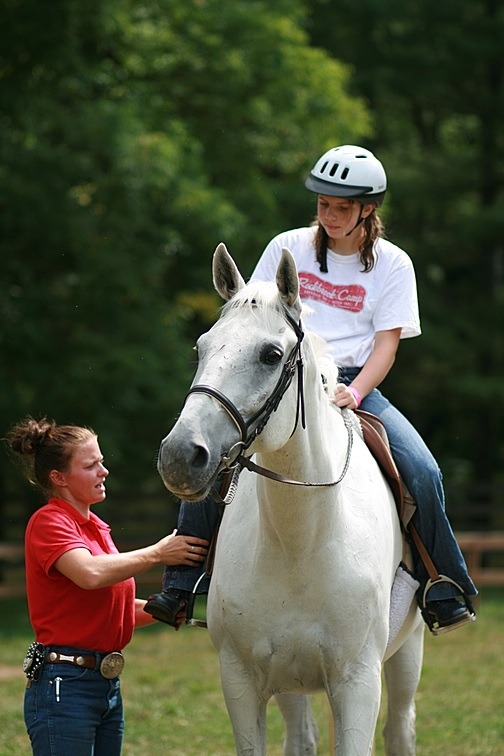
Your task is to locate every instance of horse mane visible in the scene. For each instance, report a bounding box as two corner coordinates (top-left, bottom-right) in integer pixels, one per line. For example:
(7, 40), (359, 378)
(219, 280), (339, 399)
(306, 330), (339, 398)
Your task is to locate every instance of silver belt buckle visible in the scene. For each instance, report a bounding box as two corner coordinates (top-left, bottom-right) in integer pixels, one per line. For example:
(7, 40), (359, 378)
(99, 651), (124, 679)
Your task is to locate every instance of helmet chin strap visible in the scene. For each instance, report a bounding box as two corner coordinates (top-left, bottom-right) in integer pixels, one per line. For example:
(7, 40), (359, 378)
(319, 204), (364, 274)
(345, 204), (364, 237)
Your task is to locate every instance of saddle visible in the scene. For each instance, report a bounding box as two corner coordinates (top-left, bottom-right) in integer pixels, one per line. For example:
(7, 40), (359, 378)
(355, 409), (442, 583)
(354, 409), (415, 529)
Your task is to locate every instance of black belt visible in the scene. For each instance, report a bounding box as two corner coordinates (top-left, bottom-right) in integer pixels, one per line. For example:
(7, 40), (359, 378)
(45, 649), (125, 679)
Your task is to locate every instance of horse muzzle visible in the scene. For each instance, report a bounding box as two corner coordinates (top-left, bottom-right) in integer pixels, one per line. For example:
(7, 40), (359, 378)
(157, 429), (224, 501)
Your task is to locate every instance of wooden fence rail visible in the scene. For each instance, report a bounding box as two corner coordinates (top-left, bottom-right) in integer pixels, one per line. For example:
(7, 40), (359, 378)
(455, 532), (504, 587)
(0, 542), (163, 599)
(2, 532), (504, 598)
(0, 542), (24, 598)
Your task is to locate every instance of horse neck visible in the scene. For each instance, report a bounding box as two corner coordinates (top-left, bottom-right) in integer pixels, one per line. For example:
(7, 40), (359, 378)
(254, 389), (349, 553)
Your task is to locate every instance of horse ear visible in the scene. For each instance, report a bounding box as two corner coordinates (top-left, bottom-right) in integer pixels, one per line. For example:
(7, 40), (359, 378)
(213, 243), (246, 301)
(276, 247), (300, 310)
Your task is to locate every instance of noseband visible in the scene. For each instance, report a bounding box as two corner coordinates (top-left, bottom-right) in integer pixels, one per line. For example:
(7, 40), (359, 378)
(184, 308), (353, 494)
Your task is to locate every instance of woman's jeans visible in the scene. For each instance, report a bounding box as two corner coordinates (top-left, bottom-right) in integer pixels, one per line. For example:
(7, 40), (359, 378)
(163, 370), (476, 604)
(24, 646), (124, 756)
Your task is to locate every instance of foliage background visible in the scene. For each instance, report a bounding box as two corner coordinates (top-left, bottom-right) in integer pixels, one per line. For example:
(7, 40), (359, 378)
(1, 0), (503, 541)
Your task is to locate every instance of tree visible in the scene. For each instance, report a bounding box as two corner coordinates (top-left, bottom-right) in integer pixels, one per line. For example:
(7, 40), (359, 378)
(0, 0), (370, 536)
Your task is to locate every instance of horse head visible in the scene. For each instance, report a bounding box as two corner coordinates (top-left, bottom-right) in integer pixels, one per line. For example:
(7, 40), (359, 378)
(157, 243), (307, 501)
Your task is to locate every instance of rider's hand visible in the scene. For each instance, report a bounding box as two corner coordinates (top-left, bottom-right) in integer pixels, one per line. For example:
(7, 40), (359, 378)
(331, 383), (360, 410)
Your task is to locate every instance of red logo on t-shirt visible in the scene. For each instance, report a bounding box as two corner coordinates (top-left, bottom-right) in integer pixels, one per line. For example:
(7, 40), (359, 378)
(298, 272), (365, 312)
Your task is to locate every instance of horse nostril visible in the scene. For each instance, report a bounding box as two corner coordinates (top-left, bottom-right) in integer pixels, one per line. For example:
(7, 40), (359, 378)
(190, 444), (210, 472)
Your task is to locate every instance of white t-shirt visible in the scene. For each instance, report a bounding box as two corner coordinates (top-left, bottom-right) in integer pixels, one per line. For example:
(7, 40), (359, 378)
(251, 226), (421, 368)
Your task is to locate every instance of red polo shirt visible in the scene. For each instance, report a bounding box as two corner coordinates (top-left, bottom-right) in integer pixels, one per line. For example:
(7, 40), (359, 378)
(25, 497), (135, 651)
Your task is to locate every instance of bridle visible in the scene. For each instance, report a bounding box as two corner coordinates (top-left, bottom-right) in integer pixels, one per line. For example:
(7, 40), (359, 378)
(183, 308), (353, 501)
(186, 310), (305, 455)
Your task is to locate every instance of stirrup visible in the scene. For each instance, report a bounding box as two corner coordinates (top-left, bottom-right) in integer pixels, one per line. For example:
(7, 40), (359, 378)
(420, 575), (476, 636)
(185, 573), (208, 628)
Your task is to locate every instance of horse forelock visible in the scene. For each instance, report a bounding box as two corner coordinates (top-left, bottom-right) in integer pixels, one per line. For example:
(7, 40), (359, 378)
(219, 280), (296, 333)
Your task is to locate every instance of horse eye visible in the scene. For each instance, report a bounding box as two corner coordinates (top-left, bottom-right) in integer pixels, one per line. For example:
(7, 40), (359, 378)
(261, 345), (283, 365)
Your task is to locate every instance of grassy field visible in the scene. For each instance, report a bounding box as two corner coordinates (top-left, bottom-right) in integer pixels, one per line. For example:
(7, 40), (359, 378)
(0, 589), (503, 755)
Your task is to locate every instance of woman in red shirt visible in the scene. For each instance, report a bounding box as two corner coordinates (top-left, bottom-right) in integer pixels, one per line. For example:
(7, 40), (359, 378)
(8, 416), (208, 756)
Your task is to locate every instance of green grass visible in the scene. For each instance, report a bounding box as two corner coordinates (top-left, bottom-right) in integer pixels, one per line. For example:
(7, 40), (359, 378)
(1, 590), (503, 754)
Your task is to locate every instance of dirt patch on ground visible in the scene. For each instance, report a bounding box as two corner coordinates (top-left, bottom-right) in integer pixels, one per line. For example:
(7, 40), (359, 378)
(0, 665), (21, 680)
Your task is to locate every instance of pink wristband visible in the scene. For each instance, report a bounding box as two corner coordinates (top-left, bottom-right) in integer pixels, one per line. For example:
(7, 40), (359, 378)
(348, 386), (362, 408)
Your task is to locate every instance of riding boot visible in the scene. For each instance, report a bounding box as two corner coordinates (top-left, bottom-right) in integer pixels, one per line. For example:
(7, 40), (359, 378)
(144, 589), (190, 627)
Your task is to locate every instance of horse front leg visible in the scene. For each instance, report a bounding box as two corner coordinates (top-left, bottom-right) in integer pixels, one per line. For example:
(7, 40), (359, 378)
(382, 621), (424, 755)
(328, 659), (382, 755)
(274, 693), (319, 755)
(218, 649), (268, 755)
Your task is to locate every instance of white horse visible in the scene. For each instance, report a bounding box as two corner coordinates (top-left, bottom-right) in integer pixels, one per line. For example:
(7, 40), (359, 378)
(158, 244), (424, 755)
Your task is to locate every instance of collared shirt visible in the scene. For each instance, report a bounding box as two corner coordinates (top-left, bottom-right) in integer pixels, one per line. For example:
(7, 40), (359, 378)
(25, 497), (135, 650)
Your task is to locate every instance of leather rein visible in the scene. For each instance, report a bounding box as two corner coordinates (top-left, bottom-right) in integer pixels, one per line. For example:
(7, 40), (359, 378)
(184, 309), (354, 500)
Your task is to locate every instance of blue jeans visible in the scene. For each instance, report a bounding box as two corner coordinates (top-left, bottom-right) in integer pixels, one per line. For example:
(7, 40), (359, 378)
(164, 372), (476, 603)
(24, 646), (124, 755)
(339, 368), (476, 601)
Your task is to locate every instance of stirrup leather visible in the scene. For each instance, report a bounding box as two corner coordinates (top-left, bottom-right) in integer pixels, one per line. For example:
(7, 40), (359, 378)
(185, 572), (209, 628)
